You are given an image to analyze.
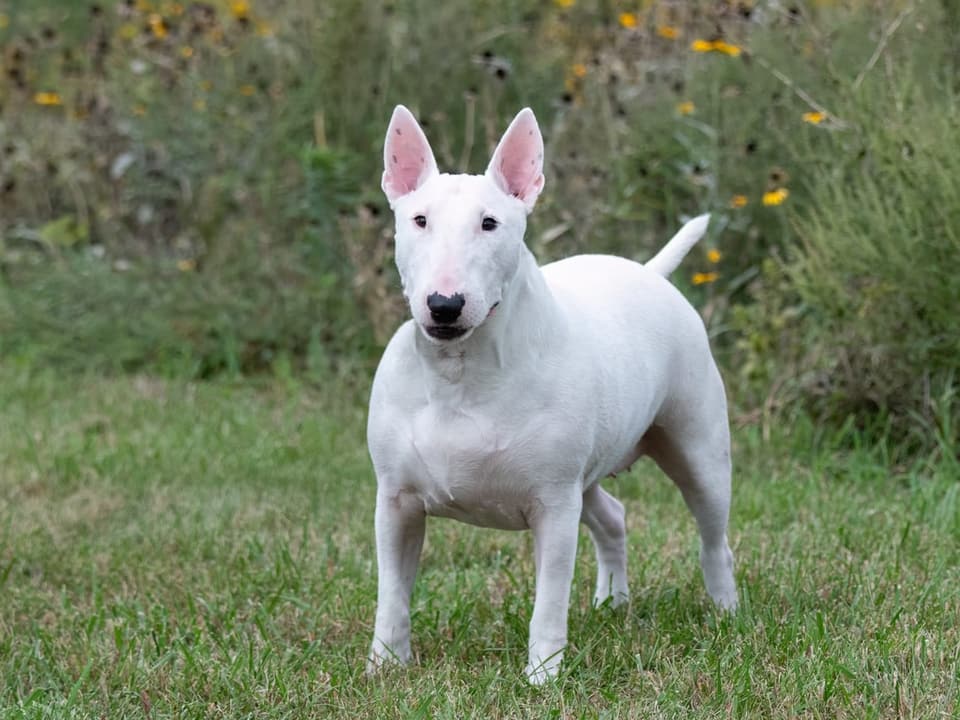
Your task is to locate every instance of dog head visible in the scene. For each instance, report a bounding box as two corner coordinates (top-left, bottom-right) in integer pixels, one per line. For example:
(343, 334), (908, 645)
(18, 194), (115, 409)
(381, 106), (545, 344)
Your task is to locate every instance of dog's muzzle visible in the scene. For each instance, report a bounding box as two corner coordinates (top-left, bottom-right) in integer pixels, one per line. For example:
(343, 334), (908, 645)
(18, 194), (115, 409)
(421, 301), (500, 342)
(424, 292), (469, 340)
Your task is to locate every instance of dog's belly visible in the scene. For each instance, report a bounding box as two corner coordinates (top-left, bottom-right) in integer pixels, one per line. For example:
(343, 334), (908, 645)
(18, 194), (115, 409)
(423, 491), (530, 530)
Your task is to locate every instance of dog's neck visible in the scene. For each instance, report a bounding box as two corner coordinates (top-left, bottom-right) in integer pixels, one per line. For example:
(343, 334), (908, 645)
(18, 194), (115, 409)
(413, 249), (564, 390)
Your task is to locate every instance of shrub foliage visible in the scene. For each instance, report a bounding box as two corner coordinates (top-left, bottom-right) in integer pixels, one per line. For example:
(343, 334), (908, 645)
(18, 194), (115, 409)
(0, 0), (955, 450)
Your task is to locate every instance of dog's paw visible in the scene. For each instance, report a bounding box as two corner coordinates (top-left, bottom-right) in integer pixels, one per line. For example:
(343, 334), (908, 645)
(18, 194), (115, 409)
(592, 589), (630, 610)
(524, 653), (563, 686)
(366, 640), (411, 675)
(702, 544), (738, 611)
(365, 653), (405, 676)
(711, 589), (738, 612)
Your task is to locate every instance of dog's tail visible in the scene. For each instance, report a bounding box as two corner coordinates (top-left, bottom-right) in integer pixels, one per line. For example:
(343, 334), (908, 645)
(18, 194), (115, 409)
(645, 214), (710, 277)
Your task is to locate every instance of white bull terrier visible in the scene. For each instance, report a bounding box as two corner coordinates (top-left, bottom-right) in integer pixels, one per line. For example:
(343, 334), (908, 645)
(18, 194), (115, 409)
(367, 106), (737, 684)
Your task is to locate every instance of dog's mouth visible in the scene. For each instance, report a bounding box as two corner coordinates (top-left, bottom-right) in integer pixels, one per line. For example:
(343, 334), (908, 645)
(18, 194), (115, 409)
(425, 325), (469, 341)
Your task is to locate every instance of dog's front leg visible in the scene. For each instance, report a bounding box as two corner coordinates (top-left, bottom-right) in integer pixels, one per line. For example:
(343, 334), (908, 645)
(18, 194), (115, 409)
(526, 495), (583, 685)
(367, 489), (425, 673)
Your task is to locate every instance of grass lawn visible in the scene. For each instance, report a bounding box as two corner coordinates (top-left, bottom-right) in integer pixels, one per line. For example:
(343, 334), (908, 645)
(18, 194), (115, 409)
(0, 362), (957, 718)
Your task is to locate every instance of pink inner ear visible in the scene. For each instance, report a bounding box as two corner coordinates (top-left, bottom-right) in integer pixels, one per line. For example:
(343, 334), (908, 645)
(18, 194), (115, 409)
(382, 108), (437, 203)
(489, 111), (545, 209)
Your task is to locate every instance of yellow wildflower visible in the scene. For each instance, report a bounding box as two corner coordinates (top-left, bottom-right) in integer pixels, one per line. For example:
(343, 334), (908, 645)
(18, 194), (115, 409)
(657, 25), (680, 39)
(618, 12), (638, 29)
(571, 63), (587, 78)
(148, 14), (168, 38)
(692, 272), (719, 285)
(132, 104), (147, 116)
(34, 92), (64, 106)
(713, 40), (742, 57)
(118, 23), (138, 40)
(730, 194), (748, 208)
(180, 46), (194, 58)
(239, 84), (256, 96)
(762, 188), (789, 206)
(802, 111), (826, 125)
(135, 0), (153, 11)
(554, 0), (575, 7)
(230, 0), (250, 20)
(676, 100), (695, 115)
(707, 248), (722, 264)
(691, 39), (742, 56)
(177, 259), (196, 272)
(193, 98), (207, 112)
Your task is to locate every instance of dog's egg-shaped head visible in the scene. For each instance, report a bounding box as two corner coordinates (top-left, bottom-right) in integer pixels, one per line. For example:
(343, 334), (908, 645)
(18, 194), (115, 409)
(382, 106), (545, 344)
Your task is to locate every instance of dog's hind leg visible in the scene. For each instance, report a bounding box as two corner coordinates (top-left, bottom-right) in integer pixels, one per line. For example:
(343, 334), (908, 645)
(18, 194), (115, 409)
(581, 482), (629, 608)
(642, 413), (738, 610)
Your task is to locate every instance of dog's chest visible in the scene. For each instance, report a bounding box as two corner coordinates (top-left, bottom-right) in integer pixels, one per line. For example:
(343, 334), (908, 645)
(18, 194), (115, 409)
(400, 402), (548, 530)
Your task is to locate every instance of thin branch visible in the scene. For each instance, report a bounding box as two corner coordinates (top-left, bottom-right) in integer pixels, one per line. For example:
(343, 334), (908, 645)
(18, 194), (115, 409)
(853, 5), (915, 91)
(753, 55), (847, 128)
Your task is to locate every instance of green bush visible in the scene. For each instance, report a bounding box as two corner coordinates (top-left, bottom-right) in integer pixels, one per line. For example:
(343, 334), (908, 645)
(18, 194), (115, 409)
(1, 0), (956, 454)
(729, 5), (959, 450)
(791, 83), (959, 443)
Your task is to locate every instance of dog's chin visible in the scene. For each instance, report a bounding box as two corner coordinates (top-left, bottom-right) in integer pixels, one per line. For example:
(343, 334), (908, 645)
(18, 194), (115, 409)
(421, 324), (475, 344)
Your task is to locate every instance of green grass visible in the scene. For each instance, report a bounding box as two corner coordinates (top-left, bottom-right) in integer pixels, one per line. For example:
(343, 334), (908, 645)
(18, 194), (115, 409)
(1, 363), (958, 718)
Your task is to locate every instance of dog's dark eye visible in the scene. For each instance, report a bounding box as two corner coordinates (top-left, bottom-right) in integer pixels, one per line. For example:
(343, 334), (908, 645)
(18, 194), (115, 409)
(481, 217), (499, 232)
(413, 215), (427, 228)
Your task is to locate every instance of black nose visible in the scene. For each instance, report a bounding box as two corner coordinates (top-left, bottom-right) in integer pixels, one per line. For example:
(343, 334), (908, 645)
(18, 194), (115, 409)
(426, 292), (465, 324)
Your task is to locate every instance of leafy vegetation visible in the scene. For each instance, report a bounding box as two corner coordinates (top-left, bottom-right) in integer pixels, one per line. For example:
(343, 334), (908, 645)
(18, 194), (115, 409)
(2, 0), (956, 446)
(788, 81), (960, 445)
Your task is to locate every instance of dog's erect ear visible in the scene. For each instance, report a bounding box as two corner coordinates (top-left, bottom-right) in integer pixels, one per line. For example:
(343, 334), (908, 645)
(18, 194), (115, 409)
(382, 105), (439, 206)
(485, 108), (545, 212)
